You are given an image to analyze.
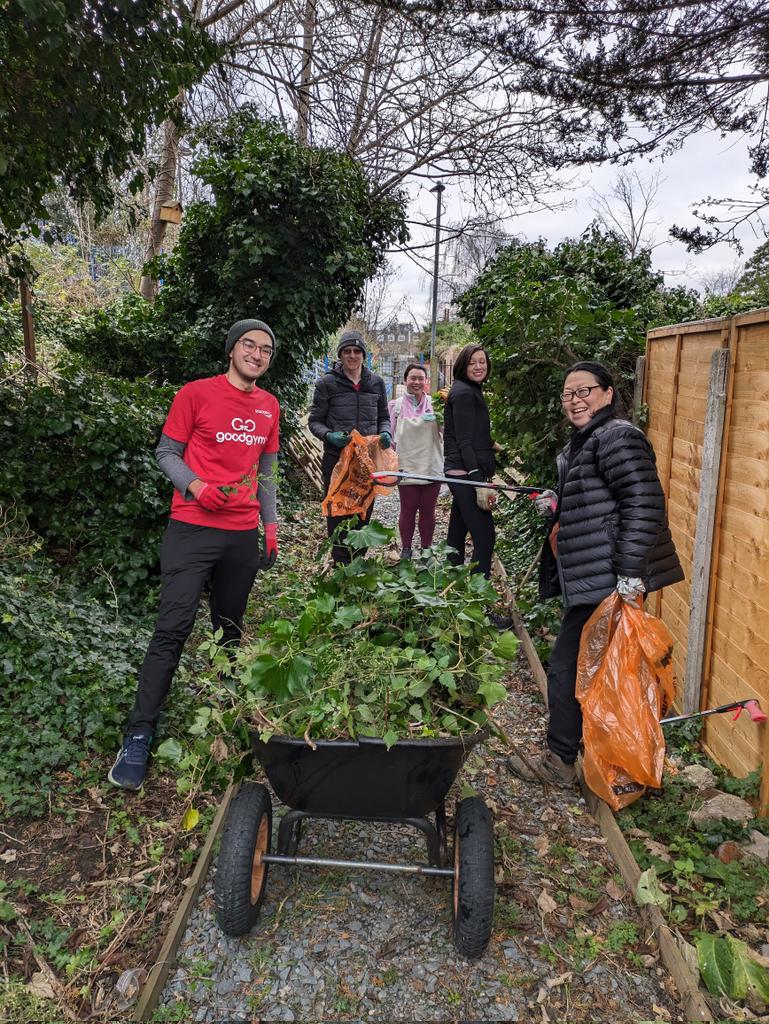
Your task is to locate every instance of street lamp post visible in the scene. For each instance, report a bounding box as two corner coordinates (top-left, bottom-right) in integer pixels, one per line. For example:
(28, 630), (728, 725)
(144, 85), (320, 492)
(429, 181), (445, 391)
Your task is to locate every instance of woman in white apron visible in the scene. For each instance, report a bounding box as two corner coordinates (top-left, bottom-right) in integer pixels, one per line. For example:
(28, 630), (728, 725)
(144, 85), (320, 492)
(388, 363), (443, 559)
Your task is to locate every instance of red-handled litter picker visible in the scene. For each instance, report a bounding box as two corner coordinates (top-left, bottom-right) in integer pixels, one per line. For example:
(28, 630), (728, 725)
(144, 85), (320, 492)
(371, 470), (545, 495)
(661, 699), (767, 727)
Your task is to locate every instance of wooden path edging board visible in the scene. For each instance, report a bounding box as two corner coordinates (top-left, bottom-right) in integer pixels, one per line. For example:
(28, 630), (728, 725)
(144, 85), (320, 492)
(133, 782), (237, 1022)
(502, 577), (714, 1022)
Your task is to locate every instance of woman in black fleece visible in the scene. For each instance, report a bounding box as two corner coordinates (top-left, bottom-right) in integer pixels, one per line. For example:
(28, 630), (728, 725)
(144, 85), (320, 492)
(443, 344), (498, 579)
(507, 361), (684, 788)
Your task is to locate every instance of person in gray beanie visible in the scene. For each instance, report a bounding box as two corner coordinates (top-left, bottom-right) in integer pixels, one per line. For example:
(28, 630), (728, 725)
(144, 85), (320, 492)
(225, 319), (277, 360)
(309, 328), (390, 564)
(108, 319), (280, 791)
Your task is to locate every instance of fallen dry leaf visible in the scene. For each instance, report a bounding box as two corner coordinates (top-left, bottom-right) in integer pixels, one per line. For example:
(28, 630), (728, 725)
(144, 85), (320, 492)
(537, 890), (558, 916)
(643, 838), (672, 861)
(606, 878), (625, 901)
(651, 1002), (672, 1019)
(568, 894), (591, 911)
(546, 971), (573, 990)
(210, 736), (229, 762)
(26, 972), (55, 1000)
(587, 895), (611, 916)
(0, 849), (17, 863)
(534, 835), (550, 857)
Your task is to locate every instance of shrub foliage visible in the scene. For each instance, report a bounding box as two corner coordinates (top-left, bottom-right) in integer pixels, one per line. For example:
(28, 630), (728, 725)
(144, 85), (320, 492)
(63, 110), (408, 422)
(0, 368), (174, 595)
(458, 226), (701, 482)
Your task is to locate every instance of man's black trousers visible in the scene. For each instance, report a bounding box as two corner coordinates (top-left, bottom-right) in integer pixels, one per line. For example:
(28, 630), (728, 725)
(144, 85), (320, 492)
(446, 481), (495, 579)
(546, 602), (599, 765)
(321, 449), (373, 565)
(126, 520), (261, 735)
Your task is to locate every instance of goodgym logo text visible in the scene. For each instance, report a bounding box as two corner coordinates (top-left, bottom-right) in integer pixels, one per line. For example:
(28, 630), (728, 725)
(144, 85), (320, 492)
(216, 417), (268, 446)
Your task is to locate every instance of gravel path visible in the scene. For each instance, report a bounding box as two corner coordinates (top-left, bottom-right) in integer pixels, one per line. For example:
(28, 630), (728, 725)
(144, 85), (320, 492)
(158, 489), (687, 1023)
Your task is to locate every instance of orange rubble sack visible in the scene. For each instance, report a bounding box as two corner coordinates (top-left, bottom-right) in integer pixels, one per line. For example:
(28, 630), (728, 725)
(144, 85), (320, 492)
(321, 430), (399, 518)
(575, 592), (675, 810)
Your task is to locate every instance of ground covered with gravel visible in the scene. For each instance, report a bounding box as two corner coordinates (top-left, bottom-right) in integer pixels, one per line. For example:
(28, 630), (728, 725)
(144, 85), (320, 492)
(158, 489), (687, 1023)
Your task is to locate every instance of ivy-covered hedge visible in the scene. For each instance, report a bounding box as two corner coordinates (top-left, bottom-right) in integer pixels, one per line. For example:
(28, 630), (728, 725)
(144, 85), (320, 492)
(61, 110), (407, 424)
(0, 548), (154, 816)
(0, 366), (174, 596)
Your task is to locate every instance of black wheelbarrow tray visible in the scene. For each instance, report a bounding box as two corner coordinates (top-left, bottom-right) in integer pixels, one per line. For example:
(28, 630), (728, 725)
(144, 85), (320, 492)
(214, 731), (495, 959)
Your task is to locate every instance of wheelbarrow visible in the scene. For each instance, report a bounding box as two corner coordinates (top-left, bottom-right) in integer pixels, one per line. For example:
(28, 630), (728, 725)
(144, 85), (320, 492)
(214, 732), (495, 959)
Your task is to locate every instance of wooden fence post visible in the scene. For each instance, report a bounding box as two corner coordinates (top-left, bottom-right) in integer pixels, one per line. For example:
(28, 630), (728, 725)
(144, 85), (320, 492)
(632, 354), (646, 427)
(682, 348), (730, 715)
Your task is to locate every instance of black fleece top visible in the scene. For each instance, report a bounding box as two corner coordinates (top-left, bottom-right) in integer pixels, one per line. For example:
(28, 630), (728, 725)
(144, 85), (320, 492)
(443, 378), (495, 478)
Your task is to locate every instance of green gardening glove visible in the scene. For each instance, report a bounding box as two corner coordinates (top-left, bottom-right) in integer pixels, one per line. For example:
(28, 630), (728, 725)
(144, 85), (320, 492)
(326, 430), (351, 449)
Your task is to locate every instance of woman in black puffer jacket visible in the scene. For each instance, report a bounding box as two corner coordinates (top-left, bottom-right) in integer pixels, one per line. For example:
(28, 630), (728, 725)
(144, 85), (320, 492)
(508, 361), (684, 788)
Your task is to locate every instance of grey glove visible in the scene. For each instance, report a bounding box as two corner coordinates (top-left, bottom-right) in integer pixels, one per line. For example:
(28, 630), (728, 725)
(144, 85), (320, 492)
(532, 489), (557, 516)
(616, 575), (646, 604)
(476, 486), (497, 511)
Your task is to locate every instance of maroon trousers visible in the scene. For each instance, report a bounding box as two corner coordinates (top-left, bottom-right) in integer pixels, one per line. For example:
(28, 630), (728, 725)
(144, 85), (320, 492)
(398, 482), (441, 549)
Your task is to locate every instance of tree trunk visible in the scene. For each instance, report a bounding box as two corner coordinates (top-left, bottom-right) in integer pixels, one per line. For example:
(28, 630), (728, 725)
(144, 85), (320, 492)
(296, 0), (316, 145)
(139, 102), (182, 301)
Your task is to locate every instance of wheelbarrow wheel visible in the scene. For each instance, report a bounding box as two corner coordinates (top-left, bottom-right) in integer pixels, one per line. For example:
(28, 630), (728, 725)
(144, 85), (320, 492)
(215, 782), (272, 936)
(451, 796), (494, 959)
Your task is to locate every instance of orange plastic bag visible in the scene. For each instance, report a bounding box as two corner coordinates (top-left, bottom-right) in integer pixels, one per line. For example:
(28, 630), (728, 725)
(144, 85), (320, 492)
(321, 430), (399, 517)
(575, 592), (675, 810)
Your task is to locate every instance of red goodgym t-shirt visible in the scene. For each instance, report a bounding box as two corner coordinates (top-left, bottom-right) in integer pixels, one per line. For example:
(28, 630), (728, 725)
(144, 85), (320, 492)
(162, 374), (280, 530)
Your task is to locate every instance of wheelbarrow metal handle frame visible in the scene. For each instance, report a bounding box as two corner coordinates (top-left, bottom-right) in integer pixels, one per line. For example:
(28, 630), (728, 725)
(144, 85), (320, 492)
(371, 470), (544, 495)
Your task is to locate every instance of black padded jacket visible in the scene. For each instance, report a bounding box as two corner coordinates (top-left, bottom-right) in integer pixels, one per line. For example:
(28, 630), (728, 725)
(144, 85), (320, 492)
(443, 378), (496, 478)
(308, 363), (390, 452)
(539, 413), (684, 608)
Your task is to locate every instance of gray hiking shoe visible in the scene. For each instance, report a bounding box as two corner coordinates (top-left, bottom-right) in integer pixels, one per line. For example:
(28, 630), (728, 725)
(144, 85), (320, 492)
(506, 748), (577, 788)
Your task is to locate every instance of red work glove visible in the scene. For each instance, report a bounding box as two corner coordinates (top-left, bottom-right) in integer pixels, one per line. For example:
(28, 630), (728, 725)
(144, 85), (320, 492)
(259, 522), (278, 569)
(196, 483), (229, 511)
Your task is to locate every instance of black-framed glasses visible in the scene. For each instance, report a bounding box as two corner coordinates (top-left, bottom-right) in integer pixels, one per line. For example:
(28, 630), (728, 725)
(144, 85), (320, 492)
(239, 339), (273, 357)
(561, 384), (603, 402)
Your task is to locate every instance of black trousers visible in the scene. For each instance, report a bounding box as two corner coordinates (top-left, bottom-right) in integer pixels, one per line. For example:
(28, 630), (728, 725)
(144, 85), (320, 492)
(546, 602), (599, 764)
(446, 481), (496, 579)
(126, 520), (261, 735)
(321, 449), (373, 565)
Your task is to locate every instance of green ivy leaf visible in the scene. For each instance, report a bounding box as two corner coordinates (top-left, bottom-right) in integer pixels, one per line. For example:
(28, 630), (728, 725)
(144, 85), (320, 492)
(477, 679), (508, 707)
(155, 738), (183, 765)
(635, 866), (670, 909)
(493, 631), (520, 660)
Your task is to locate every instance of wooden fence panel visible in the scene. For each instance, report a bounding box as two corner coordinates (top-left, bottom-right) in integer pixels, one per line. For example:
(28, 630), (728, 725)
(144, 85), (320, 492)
(645, 312), (769, 806)
(702, 318), (769, 789)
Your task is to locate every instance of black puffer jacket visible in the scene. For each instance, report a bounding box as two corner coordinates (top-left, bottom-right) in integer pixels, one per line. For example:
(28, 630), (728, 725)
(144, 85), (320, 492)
(443, 378), (496, 478)
(540, 412), (684, 608)
(308, 363), (390, 452)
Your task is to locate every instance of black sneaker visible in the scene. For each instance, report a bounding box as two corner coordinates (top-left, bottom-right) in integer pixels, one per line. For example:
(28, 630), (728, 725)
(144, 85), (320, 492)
(108, 733), (152, 790)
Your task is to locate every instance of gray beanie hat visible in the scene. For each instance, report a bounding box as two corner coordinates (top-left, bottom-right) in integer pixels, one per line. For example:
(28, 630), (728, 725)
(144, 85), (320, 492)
(225, 319), (277, 359)
(337, 330), (367, 357)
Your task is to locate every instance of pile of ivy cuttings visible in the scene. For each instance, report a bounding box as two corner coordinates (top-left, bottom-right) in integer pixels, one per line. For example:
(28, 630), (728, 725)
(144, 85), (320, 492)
(616, 728), (769, 1017)
(201, 523), (520, 753)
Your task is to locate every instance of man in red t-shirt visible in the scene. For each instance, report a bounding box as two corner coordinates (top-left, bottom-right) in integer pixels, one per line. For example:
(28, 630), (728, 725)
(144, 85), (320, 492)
(109, 319), (280, 790)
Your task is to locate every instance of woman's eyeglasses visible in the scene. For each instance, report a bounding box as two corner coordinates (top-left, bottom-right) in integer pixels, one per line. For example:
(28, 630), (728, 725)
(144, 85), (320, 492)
(561, 384), (602, 402)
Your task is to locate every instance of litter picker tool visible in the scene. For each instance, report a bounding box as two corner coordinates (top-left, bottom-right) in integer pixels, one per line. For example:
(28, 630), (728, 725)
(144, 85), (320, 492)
(371, 470), (545, 495)
(660, 699), (767, 727)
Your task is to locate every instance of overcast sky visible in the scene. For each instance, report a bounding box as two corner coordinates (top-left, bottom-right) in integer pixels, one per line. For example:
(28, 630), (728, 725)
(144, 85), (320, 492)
(382, 129), (763, 328)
